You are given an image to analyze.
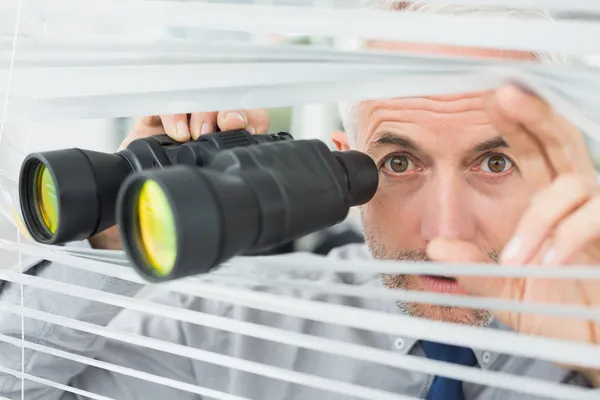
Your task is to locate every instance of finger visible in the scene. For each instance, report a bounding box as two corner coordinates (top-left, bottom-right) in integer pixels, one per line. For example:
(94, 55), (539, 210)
(119, 130), (147, 151)
(189, 112), (218, 140)
(427, 238), (505, 298)
(160, 113), (192, 142)
(119, 116), (166, 151)
(485, 89), (552, 183)
(544, 194), (600, 265)
(217, 109), (270, 134)
(492, 84), (595, 177)
(427, 237), (490, 264)
(501, 174), (597, 265)
(132, 115), (163, 130)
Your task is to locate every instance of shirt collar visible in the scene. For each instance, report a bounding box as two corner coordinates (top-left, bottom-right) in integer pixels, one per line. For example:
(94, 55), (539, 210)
(379, 294), (509, 368)
(388, 318), (509, 369)
(396, 336), (419, 355)
(362, 263), (510, 369)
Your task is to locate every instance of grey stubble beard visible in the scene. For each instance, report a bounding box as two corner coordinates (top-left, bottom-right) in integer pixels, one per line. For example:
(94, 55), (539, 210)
(362, 213), (496, 327)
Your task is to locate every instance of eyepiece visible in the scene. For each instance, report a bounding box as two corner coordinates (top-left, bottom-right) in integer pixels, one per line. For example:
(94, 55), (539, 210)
(333, 150), (380, 207)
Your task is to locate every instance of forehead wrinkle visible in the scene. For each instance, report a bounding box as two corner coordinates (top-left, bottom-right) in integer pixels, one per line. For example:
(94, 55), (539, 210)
(363, 110), (494, 147)
(356, 94), (494, 149)
(365, 95), (487, 118)
(366, 109), (491, 138)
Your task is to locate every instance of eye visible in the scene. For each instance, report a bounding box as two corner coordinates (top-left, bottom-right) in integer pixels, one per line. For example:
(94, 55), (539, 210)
(479, 154), (513, 174)
(382, 155), (415, 174)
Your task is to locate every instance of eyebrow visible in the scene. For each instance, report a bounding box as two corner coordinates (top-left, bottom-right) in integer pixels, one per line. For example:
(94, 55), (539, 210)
(367, 132), (509, 155)
(368, 132), (420, 153)
(472, 136), (509, 153)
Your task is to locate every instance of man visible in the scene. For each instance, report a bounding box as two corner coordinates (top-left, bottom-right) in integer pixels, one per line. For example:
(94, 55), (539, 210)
(1, 1), (600, 399)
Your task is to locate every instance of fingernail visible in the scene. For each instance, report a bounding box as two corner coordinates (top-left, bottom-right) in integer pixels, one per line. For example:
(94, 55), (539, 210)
(501, 237), (523, 264)
(247, 126), (256, 134)
(224, 112), (247, 127)
(496, 84), (522, 105)
(190, 123), (200, 140)
(542, 248), (556, 265)
(176, 121), (190, 140)
(201, 122), (212, 135)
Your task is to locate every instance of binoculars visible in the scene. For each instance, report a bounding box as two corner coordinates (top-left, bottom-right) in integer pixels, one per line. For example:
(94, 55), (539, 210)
(19, 129), (291, 245)
(19, 129), (379, 282)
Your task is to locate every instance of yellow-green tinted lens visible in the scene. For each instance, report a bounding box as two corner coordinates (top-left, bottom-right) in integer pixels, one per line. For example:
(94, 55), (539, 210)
(137, 180), (177, 276)
(34, 164), (59, 234)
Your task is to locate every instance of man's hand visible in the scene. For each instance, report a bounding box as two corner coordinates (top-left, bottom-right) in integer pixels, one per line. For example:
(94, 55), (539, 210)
(427, 84), (600, 385)
(89, 109), (269, 251)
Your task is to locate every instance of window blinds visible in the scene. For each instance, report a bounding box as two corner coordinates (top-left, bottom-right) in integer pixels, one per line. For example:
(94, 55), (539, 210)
(0, 1), (599, 399)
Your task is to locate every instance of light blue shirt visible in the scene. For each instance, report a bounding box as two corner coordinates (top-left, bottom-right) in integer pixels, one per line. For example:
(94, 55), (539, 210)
(0, 243), (593, 399)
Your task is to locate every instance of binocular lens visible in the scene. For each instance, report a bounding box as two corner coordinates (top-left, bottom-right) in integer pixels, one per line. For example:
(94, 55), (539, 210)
(33, 163), (59, 235)
(135, 180), (178, 277)
(20, 149), (133, 244)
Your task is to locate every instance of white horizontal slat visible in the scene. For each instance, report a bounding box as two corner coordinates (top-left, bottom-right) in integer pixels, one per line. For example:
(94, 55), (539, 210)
(233, 254), (600, 279)
(0, 62), (482, 97)
(0, 70), (502, 122)
(0, 47), (541, 98)
(0, 47), (537, 73)
(418, 0), (600, 13)
(3, 238), (600, 281)
(202, 273), (600, 321)
(173, 280), (600, 371)
(0, 334), (253, 400)
(6, 0), (600, 17)
(0, 364), (116, 400)
(3, 1), (600, 54)
(0, 69), (582, 125)
(5, 237), (600, 332)
(0, 331), (419, 400)
(0, 40), (465, 62)
(0, 57), (598, 151)
(0, 301), (596, 399)
(0, 253), (600, 371)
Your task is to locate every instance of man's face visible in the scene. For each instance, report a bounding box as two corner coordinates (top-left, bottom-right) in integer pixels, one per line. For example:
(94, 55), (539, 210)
(337, 43), (543, 326)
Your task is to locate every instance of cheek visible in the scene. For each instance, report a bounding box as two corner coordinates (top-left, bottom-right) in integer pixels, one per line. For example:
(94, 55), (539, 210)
(362, 183), (425, 245)
(470, 184), (534, 246)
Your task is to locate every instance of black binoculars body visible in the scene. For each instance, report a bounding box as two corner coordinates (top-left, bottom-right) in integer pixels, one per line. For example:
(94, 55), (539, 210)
(19, 129), (379, 283)
(19, 130), (291, 245)
(117, 138), (378, 281)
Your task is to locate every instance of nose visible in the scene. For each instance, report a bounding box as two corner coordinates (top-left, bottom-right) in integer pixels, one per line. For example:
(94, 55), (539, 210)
(420, 172), (475, 242)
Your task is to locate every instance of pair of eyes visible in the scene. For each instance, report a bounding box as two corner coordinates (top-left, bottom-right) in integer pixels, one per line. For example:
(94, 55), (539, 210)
(382, 154), (514, 174)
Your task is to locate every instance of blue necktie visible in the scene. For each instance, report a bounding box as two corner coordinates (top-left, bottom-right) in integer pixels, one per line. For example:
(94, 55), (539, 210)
(421, 341), (478, 400)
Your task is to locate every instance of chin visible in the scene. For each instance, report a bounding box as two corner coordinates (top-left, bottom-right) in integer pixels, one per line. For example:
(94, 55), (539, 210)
(400, 302), (494, 327)
(382, 273), (494, 327)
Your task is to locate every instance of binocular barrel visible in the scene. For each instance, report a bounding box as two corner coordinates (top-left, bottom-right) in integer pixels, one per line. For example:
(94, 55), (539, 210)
(18, 130), (292, 245)
(116, 139), (379, 282)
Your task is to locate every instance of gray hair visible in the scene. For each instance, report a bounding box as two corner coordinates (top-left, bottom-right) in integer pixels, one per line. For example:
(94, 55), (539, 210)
(339, 0), (571, 147)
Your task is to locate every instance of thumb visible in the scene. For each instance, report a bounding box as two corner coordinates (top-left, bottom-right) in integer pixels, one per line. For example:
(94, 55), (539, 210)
(427, 238), (505, 298)
(427, 237), (489, 264)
